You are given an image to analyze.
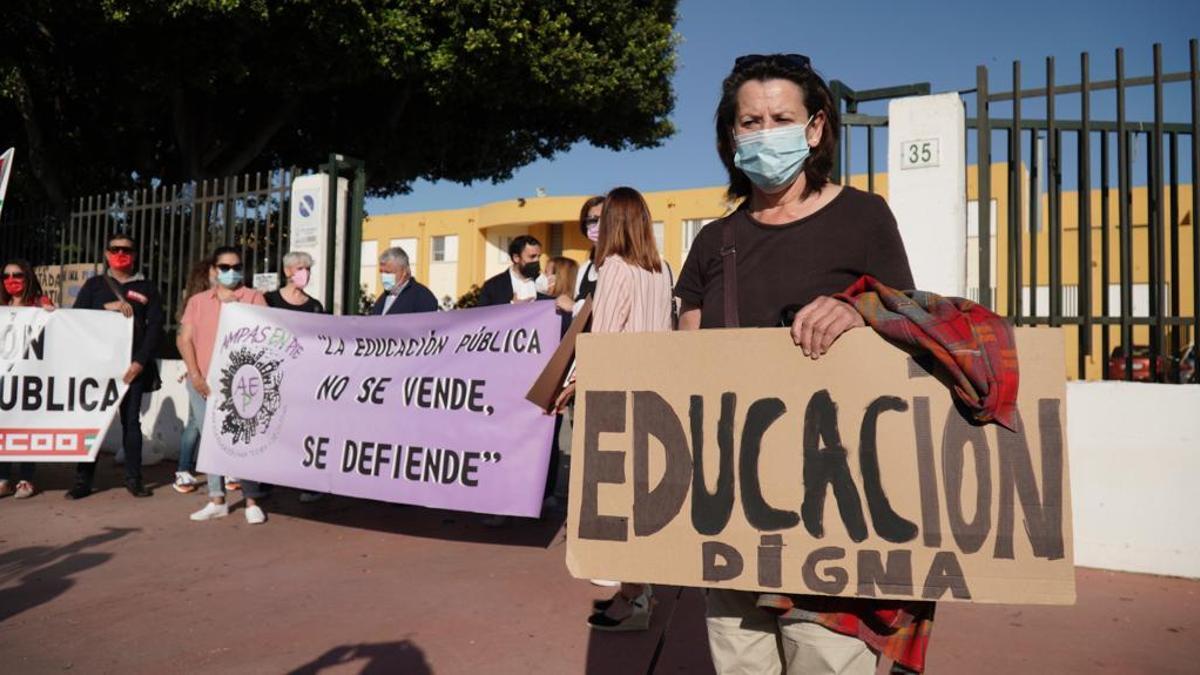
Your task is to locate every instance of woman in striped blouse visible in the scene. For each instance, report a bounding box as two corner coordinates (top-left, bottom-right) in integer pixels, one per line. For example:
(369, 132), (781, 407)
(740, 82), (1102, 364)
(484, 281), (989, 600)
(559, 186), (674, 631)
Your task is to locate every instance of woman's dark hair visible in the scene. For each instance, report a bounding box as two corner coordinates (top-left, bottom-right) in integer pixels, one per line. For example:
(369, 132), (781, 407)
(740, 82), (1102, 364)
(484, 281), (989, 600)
(1, 258), (44, 307)
(179, 255), (215, 320)
(211, 245), (241, 261)
(508, 234), (541, 260)
(578, 195), (605, 237)
(107, 232), (136, 250)
(715, 54), (839, 201)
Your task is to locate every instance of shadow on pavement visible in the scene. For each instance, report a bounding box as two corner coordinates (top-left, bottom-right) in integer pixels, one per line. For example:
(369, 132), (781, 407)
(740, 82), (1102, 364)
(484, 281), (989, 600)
(0, 526), (139, 624)
(286, 640), (432, 675)
(262, 491), (566, 549)
(582, 586), (716, 675)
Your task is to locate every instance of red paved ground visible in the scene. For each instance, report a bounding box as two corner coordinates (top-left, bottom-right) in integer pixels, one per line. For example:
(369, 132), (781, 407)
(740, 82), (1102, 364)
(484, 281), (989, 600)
(1, 462), (1197, 674)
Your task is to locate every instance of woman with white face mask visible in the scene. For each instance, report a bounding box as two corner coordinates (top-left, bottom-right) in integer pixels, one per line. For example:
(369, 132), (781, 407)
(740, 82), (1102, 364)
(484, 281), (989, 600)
(674, 54), (930, 675)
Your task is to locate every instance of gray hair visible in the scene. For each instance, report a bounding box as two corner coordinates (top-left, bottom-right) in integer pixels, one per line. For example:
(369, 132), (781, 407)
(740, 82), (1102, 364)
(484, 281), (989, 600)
(379, 247), (410, 268)
(282, 250), (314, 269)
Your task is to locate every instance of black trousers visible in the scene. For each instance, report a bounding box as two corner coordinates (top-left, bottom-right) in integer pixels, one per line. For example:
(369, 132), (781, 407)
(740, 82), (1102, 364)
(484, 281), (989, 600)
(0, 463), (36, 482)
(543, 413), (564, 499)
(76, 379), (145, 486)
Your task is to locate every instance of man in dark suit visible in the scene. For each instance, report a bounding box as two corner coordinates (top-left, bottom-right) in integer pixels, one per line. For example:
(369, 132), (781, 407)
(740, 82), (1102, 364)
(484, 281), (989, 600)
(477, 235), (544, 307)
(370, 247), (439, 315)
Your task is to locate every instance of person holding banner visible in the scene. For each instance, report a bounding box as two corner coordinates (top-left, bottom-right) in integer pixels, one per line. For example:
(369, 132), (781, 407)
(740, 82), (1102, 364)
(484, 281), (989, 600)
(0, 259), (55, 499)
(264, 251), (327, 504)
(67, 235), (164, 500)
(673, 54), (932, 674)
(556, 186), (675, 632)
(369, 247), (439, 315)
(178, 246), (271, 524)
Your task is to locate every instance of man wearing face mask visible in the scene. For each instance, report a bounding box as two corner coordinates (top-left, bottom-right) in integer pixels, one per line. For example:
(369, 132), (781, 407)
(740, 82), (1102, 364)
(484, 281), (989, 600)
(67, 233), (165, 500)
(178, 246), (271, 524)
(369, 246), (439, 315)
(477, 234), (549, 307)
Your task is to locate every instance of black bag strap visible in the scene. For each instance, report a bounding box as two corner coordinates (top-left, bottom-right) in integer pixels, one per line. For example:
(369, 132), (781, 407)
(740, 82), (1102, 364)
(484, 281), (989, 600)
(721, 218), (740, 328)
(101, 273), (130, 307)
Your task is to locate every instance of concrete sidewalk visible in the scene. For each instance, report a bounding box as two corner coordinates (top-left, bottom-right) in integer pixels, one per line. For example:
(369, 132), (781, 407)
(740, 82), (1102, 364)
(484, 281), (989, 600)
(0, 462), (1196, 674)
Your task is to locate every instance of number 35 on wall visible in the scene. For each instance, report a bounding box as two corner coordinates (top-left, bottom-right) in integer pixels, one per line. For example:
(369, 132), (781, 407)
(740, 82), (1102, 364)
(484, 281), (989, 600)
(900, 138), (940, 170)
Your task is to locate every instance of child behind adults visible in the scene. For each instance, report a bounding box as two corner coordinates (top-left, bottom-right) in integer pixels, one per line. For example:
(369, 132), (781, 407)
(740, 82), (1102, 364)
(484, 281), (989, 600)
(173, 256), (215, 493)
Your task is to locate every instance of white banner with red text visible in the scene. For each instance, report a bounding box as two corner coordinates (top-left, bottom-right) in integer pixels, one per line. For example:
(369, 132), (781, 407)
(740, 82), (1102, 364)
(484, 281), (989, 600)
(0, 307), (132, 462)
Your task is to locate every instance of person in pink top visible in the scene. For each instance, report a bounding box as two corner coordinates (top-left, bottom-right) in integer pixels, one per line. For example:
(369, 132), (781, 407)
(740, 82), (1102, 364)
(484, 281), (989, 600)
(556, 186), (675, 631)
(176, 246), (270, 524)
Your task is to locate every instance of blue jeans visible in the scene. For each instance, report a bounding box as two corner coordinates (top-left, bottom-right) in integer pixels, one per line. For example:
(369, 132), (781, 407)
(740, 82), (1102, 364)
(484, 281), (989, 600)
(178, 379), (206, 473)
(182, 379), (268, 500)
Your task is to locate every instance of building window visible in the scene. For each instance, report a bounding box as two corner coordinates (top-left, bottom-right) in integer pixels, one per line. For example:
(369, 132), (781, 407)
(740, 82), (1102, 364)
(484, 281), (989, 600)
(432, 235), (458, 263)
(682, 218), (716, 258)
(652, 221), (665, 256)
(390, 238), (418, 268)
(360, 240), (379, 294)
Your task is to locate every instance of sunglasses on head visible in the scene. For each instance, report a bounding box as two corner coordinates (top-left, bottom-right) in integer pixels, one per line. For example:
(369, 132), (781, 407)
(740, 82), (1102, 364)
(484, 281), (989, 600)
(3, 272), (26, 279)
(733, 53), (812, 73)
(108, 246), (134, 255)
(216, 263), (244, 272)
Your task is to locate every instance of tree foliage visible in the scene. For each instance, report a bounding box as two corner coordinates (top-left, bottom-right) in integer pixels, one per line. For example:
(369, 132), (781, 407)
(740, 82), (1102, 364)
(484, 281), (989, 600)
(0, 0), (678, 209)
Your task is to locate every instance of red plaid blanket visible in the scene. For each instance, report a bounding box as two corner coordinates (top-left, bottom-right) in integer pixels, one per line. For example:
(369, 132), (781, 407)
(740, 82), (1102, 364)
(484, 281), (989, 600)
(755, 276), (1020, 673)
(835, 275), (1020, 431)
(757, 594), (935, 673)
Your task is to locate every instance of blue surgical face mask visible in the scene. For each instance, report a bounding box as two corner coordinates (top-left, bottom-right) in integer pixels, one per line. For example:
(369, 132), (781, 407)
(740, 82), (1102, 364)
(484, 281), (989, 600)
(217, 269), (243, 288)
(732, 119), (813, 193)
(381, 273), (397, 291)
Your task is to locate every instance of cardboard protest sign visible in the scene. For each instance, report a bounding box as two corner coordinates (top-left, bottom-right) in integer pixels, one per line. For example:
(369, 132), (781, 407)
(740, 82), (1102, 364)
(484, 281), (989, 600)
(0, 308), (132, 462)
(566, 327), (1074, 605)
(34, 263), (99, 307)
(526, 296), (592, 412)
(197, 301), (560, 517)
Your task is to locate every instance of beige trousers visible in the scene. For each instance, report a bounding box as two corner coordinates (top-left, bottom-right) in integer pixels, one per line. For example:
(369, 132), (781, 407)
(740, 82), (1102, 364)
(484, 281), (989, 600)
(706, 589), (878, 675)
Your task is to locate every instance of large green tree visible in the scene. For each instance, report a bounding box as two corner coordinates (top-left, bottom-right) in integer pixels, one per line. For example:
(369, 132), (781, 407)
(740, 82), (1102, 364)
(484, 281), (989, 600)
(0, 0), (678, 211)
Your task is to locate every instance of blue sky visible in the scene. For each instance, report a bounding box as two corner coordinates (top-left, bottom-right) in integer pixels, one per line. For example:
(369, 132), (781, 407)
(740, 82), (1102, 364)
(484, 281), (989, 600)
(366, 0), (1200, 216)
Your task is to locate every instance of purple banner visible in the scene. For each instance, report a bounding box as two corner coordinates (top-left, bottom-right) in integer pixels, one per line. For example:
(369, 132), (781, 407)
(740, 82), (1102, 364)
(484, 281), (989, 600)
(196, 301), (560, 517)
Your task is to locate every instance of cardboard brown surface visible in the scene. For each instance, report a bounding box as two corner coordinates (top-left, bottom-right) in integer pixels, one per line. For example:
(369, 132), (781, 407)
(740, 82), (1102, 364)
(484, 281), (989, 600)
(566, 327), (1074, 605)
(526, 296), (592, 412)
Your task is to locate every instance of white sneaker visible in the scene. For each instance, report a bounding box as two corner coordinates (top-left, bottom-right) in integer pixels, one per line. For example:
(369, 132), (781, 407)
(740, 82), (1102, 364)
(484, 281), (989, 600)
(173, 472), (200, 494)
(590, 579), (621, 587)
(244, 505), (267, 525)
(190, 502), (229, 521)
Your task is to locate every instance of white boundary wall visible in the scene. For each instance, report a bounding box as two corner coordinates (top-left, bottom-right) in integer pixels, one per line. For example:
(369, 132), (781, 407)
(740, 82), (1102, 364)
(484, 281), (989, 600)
(1067, 381), (1200, 578)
